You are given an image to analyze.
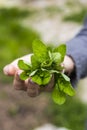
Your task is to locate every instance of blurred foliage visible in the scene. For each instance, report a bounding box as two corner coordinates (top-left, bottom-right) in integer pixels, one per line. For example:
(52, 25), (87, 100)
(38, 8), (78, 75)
(63, 8), (87, 24)
(0, 7), (29, 21)
(45, 6), (62, 17)
(45, 97), (87, 130)
(35, 1), (87, 24)
(0, 7), (41, 83)
(63, 1), (87, 24)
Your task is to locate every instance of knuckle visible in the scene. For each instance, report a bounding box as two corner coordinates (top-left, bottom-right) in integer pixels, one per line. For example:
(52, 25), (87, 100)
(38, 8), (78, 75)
(27, 78), (40, 97)
(13, 74), (27, 91)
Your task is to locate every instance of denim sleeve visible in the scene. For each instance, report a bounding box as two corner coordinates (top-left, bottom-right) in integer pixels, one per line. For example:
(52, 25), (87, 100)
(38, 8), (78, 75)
(66, 18), (87, 87)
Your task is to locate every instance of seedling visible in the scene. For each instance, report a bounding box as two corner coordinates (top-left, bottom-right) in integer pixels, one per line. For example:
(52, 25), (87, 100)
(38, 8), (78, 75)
(18, 40), (75, 105)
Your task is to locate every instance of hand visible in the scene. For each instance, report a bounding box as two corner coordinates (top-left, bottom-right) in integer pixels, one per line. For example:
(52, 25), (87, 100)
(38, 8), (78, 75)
(3, 54), (74, 97)
(62, 55), (75, 75)
(3, 54), (54, 97)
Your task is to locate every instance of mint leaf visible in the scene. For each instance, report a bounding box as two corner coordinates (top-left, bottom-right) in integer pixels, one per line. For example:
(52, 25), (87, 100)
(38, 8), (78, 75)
(18, 60), (31, 71)
(18, 40), (75, 105)
(63, 81), (75, 96)
(42, 76), (51, 85)
(31, 75), (42, 85)
(56, 65), (64, 71)
(42, 71), (52, 85)
(52, 84), (66, 105)
(61, 73), (70, 82)
(31, 70), (51, 85)
(52, 52), (62, 64)
(58, 78), (75, 96)
(49, 70), (59, 74)
(29, 70), (38, 77)
(32, 40), (48, 62)
(48, 51), (52, 60)
(20, 71), (29, 80)
(54, 44), (66, 61)
(41, 60), (52, 68)
(31, 55), (40, 69)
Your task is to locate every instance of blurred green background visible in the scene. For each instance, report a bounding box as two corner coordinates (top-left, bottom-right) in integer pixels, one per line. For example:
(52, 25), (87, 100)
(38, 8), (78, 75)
(0, 7), (40, 82)
(0, 0), (87, 130)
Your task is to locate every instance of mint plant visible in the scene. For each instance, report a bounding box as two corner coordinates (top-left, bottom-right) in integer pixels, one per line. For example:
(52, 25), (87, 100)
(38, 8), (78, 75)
(18, 40), (75, 105)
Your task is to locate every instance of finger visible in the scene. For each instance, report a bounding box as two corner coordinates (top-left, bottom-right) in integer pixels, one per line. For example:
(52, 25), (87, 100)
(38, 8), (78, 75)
(3, 64), (19, 76)
(3, 54), (32, 76)
(13, 71), (27, 91)
(62, 55), (75, 76)
(27, 78), (41, 97)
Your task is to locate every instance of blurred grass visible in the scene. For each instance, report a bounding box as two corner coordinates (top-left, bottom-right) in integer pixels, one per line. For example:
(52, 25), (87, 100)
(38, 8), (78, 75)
(44, 97), (87, 130)
(44, 6), (62, 17)
(63, 1), (87, 24)
(0, 7), (41, 83)
(63, 8), (87, 24)
(31, 1), (87, 24)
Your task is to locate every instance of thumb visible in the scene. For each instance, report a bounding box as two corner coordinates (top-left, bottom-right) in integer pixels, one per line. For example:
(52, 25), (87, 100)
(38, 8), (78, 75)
(3, 54), (32, 76)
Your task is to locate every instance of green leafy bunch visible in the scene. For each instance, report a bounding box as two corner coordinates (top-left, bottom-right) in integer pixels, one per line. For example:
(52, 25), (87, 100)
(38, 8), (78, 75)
(18, 40), (75, 105)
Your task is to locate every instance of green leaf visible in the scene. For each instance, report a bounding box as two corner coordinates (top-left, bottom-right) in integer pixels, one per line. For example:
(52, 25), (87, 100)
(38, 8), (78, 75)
(32, 40), (48, 62)
(58, 78), (65, 91)
(52, 84), (66, 105)
(41, 60), (52, 68)
(58, 78), (75, 96)
(40, 71), (52, 85)
(52, 52), (62, 64)
(42, 76), (51, 85)
(20, 71), (29, 80)
(18, 40), (75, 105)
(42, 72), (52, 85)
(63, 82), (75, 96)
(54, 44), (66, 61)
(18, 60), (31, 71)
(31, 55), (40, 69)
(53, 64), (64, 71)
(61, 73), (70, 82)
(43, 71), (51, 78)
(31, 74), (42, 85)
(49, 70), (59, 74)
(31, 70), (51, 85)
(48, 51), (52, 60)
(29, 70), (38, 77)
